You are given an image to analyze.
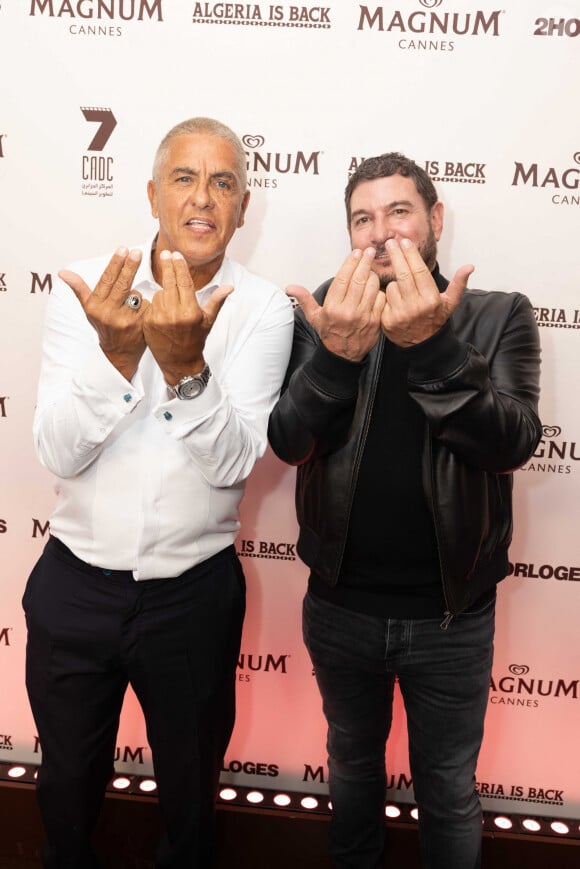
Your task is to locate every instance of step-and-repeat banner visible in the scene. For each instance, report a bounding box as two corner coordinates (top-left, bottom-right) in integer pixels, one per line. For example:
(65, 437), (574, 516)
(1, 0), (579, 820)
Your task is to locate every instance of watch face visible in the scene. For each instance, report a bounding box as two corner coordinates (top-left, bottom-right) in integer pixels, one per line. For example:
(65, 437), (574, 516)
(172, 365), (211, 399)
(177, 377), (204, 399)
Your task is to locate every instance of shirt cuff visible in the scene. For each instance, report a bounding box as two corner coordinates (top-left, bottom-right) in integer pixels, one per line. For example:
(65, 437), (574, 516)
(79, 347), (145, 413)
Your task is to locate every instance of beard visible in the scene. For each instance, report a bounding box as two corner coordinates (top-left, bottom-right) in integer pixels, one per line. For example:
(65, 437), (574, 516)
(375, 226), (438, 290)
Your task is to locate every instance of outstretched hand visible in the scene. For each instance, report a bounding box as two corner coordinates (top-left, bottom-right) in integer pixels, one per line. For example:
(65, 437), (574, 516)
(59, 247), (148, 381)
(287, 247), (386, 362)
(143, 250), (233, 385)
(381, 238), (474, 347)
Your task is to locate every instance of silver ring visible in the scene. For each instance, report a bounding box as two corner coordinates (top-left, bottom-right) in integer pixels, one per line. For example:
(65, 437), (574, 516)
(125, 293), (142, 311)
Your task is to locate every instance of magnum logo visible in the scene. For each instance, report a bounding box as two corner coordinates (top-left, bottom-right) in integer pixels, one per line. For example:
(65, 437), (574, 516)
(33, 735), (148, 764)
(241, 134), (322, 190)
(356, 4), (503, 35)
(30, 273), (53, 294)
(303, 764), (412, 791)
(29, 0), (163, 19)
(512, 152), (580, 206)
(521, 425), (580, 474)
(237, 653), (289, 674)
(490, 663), (578, 707)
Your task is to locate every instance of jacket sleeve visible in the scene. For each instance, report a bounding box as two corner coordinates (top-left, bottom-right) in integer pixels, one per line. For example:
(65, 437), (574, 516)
(406, 290), (542, 473)
(268, 282), (367, 466)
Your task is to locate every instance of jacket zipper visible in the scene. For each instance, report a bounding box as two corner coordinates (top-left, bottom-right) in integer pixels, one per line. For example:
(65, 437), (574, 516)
(335, 337), (385, 578)
(426, 427), (455, 630)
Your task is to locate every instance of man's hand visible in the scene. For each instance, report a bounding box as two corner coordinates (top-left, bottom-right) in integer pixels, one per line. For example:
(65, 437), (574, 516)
(143, 250), (233, 385)
(59, 247), (148, 381)
(381, 238), (474, 347)
(287, 247), (386, 362)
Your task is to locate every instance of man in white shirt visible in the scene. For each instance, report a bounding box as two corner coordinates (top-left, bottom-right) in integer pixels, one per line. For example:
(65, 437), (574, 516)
(24, 116), (294, 868)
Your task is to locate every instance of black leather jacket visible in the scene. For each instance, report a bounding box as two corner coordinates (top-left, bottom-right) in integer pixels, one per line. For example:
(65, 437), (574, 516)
(268, 272), (542, 617)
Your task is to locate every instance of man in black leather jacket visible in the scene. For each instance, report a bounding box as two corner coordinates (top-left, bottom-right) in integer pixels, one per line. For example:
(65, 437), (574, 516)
(268, 153), (542, 869)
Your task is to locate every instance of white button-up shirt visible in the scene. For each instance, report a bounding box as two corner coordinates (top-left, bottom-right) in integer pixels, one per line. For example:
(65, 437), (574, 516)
(33, 238), (294, 579)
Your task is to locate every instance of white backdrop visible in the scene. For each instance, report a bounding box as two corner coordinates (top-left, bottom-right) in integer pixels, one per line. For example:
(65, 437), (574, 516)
(1, 0), (579, 820)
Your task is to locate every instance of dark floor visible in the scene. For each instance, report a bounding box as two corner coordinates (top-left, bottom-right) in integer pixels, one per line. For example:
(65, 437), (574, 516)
(1, 783), (579, 868)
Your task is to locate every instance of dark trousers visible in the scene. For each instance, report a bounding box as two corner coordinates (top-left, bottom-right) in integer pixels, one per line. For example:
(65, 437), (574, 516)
(303, 590), (496, 869)
(23, 536), (246, 869)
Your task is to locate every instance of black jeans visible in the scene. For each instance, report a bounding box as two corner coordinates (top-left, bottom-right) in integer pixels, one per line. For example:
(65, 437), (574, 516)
(303, 590), (496, 869)
(23, 536), (246, 869)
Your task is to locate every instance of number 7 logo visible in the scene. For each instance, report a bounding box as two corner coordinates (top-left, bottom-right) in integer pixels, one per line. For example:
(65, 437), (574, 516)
(81, 107), (117, 151)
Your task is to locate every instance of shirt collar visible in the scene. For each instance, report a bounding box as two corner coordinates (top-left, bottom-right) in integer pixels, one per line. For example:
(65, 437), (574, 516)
(132, 235), (227, 303)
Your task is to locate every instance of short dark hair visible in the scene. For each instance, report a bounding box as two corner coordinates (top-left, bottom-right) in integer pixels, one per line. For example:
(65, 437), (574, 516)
(344, 152), (438, 223)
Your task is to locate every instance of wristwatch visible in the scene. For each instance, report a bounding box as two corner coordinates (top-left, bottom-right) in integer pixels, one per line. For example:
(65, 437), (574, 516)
(167, 364), (211, 400)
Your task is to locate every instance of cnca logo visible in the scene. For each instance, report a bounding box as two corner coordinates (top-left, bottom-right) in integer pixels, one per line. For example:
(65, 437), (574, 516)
(82, 107), (117, 151)
(242, 134), (321, 189)
(29, 0), (163, 20)
(490, 664), (578, 707)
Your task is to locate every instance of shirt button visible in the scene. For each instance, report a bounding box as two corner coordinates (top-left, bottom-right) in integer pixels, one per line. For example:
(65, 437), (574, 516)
(164, 411), (173, 421)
